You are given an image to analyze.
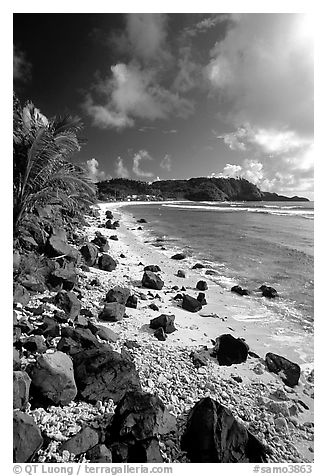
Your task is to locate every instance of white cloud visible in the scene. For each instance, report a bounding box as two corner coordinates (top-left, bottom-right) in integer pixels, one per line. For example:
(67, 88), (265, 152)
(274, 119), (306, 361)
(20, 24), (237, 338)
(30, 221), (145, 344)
(126, 14), (169, 62)
(132, 150), (154, 178)
(160, 154), (172, 171)
(86, 158), (110, 182)
(115, 157), (130, 178)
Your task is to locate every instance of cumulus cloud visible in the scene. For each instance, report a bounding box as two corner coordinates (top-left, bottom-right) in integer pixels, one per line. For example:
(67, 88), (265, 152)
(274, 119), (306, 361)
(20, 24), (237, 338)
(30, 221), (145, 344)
(115, 157), (130, 178)
(13, 45), (32, 83)
(132, 150), (154, 178)
(160, 154), (172, 171)
(126, 14), (169, 62)
(84, 62), (194, 130)
(85, 158), (110, 182)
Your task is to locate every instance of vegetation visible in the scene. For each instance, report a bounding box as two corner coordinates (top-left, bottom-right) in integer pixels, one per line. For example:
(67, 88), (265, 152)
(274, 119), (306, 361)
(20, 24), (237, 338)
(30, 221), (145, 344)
(13, 94), (96, 236)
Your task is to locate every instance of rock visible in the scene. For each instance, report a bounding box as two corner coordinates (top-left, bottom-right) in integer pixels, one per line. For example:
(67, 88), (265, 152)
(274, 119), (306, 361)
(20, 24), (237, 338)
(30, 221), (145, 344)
(196, 280), (208, 291)
(13, 348), (21, 370)
(105, 210), (114, 220)
(95, 325), (119, 343)
(105, 219), (114, 229)
(13, 410), (43, 463)
(91, 232), (109, 252)
(231, 285), (250, 296)
(197, 292), (207, 305)
(150, 314), (177, 334)
(60, 426), (99, 456)
(13, 371), (31, 410)
(137, 227), (142, 230)
(110, 235), (119, 241)
(149, 303), (159, 311)
(86, 444), (112, 463)
(48, 261), (78, 291)
(29, 351), (77, 405)
(182, 294), (202, 313)
(191, 350), (208, 368)
(142, 271), (164, 290)
(106, 286), (131, 305)
(19, 274), (46, 293)
(266, 400), (290, 417)
(13, 283), (30, 306)
(73, 345), (141, 403)
(154, 328), (166, 341)
(21, 335), (47, 353)
(120, 253), (126, 258)
(109, 391), (177, 443)
(265, 353), (300, 387)
(274, 417), (289, 432)
(46, 235), (79, 262)
(173, 293), (183, 300)
(90, 277), (101, 287)
(126, 295), (138, 309)
(80, 242), (98, 267)
(181, 397), (267, 463)
(260, 285), (278, 298)
(171, 253), (186, 260)
(35, 316), (60, 338)
(57, 336), (82, 356)
(61, 326), (100, 350)
(177, 270), (186, 278)
(137, 218), (147, 223)
(124, 340), (141, 349)
(99, 303), (126, 322)
(13, 326), (22, 345)
(212, 334), (249, 366)
(75, 314), (89, 328)
(192, 263), (205, 269)
(144, 265), (161, 272)
(98, 254), (117, 272)
(113, 221), (120, 228)
(54, 290), (81, 320)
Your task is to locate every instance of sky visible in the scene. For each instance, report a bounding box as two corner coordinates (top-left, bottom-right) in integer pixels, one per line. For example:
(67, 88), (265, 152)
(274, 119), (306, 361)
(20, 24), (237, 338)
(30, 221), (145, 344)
(13, 12), (314, 199)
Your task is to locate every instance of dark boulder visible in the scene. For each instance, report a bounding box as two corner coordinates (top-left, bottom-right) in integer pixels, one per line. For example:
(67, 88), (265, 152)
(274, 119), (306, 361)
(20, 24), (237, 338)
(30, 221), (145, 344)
(48, 261), (77, 291)
(46, 235), (79, 262)
(197, 292), (207, 305)
(106, 210), (114, 220)
(21, 335), (47, 353)
(260, 285), (278, 298)
(211, 334), (249, 366)
(86, 444), (112, 463)
(91, 232), (109, 252)
(191, 350), (208, 368)
(61, 326), (100, 350)
(80, 242), (98, 267)
(126, 295), (138, 309)
(105, 286), (131, 305)
(150, 314), (177, 334)
(154, 328), (166, 341)
(29, 351), (77, 405)
(54, 290), (81, 320)
(73, 345), (141, 403)
(13, 410), (43, 463)
(181, 397), (267, 462)
(59, 427), (99, 456)
(13, 371), (31, 410)
(99, 303), (125, 322)
(182, 294), (202, 313)
(110, 235), (119, 241)
(98, 254), (117, 272)
(192, 263), (205, 269)
(171, 253), (186, 260)
(137, 219), (147, 223)
(142, 271), (164, 290)
(144, 265), (161, 272)
(34, 316), (60, 338)
(57, 337), (83, 356)
(149, 303), (159, 311)
(196, 280), (208, 291)
(231, 285), (250, 296)
(265, 352), (300, 387)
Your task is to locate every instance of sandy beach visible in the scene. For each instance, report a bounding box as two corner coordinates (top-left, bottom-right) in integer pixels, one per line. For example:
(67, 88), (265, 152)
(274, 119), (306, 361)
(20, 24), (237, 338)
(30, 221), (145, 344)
(72, 201), (314, 463)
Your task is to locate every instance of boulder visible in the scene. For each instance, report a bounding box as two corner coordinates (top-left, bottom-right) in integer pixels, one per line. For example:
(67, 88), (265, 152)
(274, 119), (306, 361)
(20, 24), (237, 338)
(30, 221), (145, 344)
(19, 274), (46, 293)
(99, 303), (125, 322)
(91, 232), (109, 252)
(192, 263), (205, 269)
(110, 235), (119, 241)
(86, 444), (112, 463)
(46, 235), (79, 262)
(126, 438), (163, 463)
(21, 336), (47, 353)
(142, 271), (164, 290)
(191, 350), (208, 368)
(54, 290), (81, 320)
(212, 334), (249, 366)
(59, 426), (99, 456)
(177, 270), (186, 278)
(181, 397), (267, 462)
(154, 328), (166, 341)
(57, 336), (82, 356)
(80, 242), (98, 267)
(137, 219), (147, 223)
(149, 303), (159, 311)
(231, 285), (250, 296)
(106, 210), (114, 220)
(106, 286), (131, 305)
(48, 261), (77, 291)
(13, 283), (30, 306)
(182, 294), (202, 313)
(171, 253), (186, 260)
(109, 391), (177, 443)
(260, 285), (278, 298)
(126, 295), (138, 309)
(73, 345), (141, 403)
(265, 352), (300, 387)
(196, 280), (208, 291)
(29, 351), (77, 405)
(61, 326), (100, 350)
(144, 265), (161, 272)
(150, 314), (177, 334)
(75, 314), (89, 328)
(13, 410), (43, 463)
(95, 325), (119, 343)
(13, 371), (31, 410)
(34, 316), (60, 338)
(197, 292), (207, 305)
(98, 254), (117, 272)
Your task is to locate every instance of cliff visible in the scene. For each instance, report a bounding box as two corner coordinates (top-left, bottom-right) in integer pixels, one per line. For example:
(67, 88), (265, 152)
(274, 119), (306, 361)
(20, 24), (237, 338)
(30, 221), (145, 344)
(97, 178), (309, 202)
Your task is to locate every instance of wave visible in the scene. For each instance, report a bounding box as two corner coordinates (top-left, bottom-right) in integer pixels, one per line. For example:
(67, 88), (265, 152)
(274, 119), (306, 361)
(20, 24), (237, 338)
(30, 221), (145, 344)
(161, 203), (314, 218)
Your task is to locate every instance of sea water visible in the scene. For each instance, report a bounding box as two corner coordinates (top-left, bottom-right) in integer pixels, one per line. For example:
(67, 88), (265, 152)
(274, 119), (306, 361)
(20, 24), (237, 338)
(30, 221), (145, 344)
(121, 201), (314, 333)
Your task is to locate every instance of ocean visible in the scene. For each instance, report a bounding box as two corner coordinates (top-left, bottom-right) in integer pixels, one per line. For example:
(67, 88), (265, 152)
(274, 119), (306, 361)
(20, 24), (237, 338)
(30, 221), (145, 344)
(121, 200), (314, 334)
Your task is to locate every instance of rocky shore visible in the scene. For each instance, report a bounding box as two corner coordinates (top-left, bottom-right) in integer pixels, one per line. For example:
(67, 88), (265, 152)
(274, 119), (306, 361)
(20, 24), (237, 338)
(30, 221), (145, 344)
(13, 202), (314, 464)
